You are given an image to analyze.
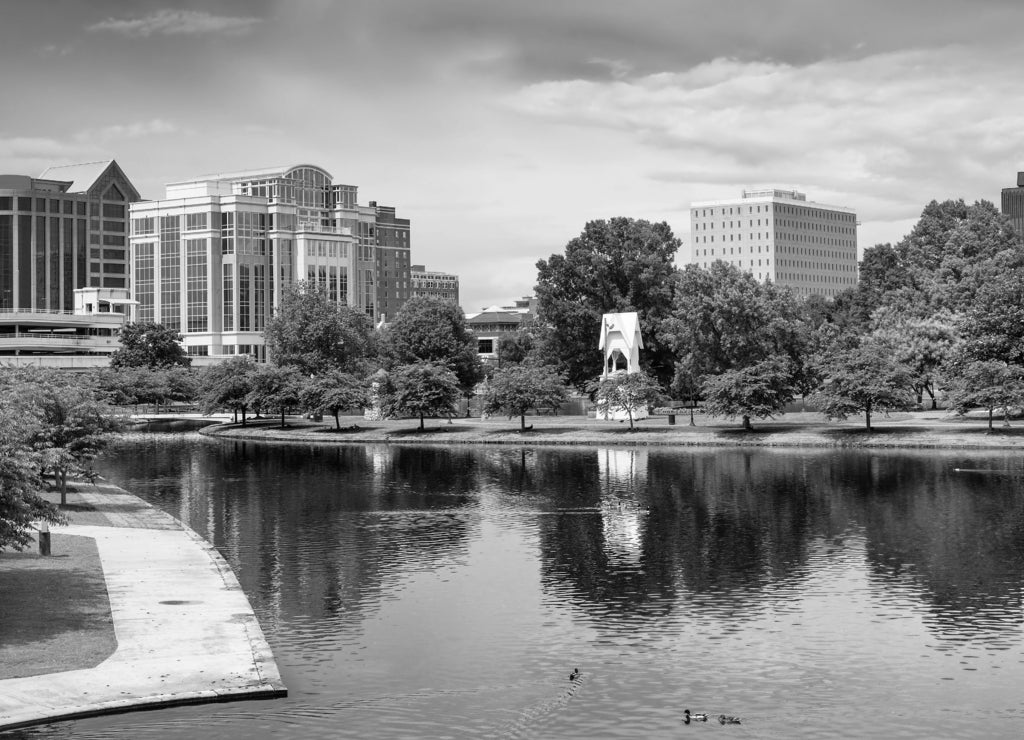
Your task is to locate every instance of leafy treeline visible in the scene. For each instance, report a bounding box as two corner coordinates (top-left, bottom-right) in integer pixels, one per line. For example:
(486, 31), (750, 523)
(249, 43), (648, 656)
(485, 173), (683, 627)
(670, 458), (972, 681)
(526, 201), (1023, 429)
(0, 367), (122, 549)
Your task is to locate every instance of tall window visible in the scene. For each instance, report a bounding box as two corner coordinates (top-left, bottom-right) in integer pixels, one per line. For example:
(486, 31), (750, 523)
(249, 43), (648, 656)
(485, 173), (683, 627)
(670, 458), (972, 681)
(160, 216), (181, 329)
(186, 239), (208, 332)
(254, 264), (265, 331)
(222, 264), (234, 331)
(238, 264), (250, 332)
(135, 243), (155, 322)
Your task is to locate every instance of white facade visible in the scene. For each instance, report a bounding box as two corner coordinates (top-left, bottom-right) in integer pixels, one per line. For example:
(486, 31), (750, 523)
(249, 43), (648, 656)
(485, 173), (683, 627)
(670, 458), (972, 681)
(689, 188), (858, 298)
(129, 165), (383, 361)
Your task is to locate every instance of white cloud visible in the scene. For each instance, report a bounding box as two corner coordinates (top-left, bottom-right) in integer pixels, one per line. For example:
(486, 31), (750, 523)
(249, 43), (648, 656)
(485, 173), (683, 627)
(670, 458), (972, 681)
(503, 46), (1024, 220)
(75, 119), (180, 143)
(86, 9), (262, 38)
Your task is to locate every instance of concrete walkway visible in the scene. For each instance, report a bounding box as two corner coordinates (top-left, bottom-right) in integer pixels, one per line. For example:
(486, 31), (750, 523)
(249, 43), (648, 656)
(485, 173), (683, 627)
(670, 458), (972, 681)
(0, 484), (286, 732)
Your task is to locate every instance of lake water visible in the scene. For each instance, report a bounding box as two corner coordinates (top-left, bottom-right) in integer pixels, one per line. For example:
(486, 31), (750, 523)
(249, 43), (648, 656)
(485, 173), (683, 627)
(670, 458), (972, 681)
(8, 435), (1024, 739)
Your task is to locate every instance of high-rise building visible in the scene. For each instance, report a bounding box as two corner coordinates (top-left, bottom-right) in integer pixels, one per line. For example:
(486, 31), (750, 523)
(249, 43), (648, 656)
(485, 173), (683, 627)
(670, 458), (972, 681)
(1001, 172), (1024, 245)
(0, 160), (139, 311)
(410, 264), (459, 304)
(128, 164), (410, 360)
(689, 188), (858, 298)
(372, 203), (411, 321)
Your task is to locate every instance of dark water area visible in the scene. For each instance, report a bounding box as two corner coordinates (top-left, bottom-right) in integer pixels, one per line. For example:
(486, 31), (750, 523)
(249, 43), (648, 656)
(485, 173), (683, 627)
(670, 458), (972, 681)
(9, 436), (1024, 739)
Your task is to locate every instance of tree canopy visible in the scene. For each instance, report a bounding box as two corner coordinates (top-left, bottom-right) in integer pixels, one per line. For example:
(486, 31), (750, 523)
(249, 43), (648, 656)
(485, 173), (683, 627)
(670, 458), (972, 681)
(263, 281), (376, 376)
(110, 322), (191, 370)
(380, 296), (482, 393)
(381, 362), (461, 430)
(534, 217), (680, 388)
(484, 365), (568, 431)
(594, 370), (662, 431)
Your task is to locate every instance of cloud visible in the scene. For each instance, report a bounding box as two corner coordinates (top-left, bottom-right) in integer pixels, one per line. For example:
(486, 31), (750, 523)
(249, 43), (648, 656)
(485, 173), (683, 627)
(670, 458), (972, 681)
(503, 45), (1024, 219)
(75, 119), (180, 143)
(86, 9), (262, 38)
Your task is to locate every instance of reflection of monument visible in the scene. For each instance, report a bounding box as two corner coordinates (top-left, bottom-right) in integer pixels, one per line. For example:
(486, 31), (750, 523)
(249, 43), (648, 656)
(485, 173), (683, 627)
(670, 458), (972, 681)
(598, 311), (648, 420)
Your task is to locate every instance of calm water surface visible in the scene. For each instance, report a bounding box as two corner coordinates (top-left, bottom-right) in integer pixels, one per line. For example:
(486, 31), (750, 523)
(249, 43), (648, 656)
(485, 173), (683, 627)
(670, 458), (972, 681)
(8, 435), (1024, 739)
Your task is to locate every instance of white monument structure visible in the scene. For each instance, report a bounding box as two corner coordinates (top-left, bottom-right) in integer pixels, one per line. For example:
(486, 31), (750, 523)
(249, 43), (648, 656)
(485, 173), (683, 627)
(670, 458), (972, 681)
(598, 311), (648, 421)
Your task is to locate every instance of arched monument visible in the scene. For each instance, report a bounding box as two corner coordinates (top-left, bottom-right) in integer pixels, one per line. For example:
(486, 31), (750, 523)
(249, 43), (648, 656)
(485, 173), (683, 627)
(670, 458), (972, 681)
(597, 312), (648, 421)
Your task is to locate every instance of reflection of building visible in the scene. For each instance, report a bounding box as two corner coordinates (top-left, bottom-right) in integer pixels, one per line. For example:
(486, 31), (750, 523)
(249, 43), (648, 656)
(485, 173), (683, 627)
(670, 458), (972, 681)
(1001, 172), (1024, 245)
(597, 448), (648, 566)
(129, 164), (410, 360)
(689, 188), (858, 298)
(1, 160), (140, 311)
(410, 264), (458, 304)
(465, 296), (534, 363)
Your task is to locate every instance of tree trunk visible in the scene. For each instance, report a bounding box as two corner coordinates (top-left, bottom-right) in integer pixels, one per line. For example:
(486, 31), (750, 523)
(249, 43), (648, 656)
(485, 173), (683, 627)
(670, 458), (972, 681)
(59, 469), (67, 507)
(419, 414), (425, 431)
(519, 414), (532, 432)
(242, 408), (247, 426)
(742, 415), (752, 430)
(280, 407), (286, 428)
(628, 409), (635, 431)
(689, 407), (695, 426)
(334, 411), (341, 430)
(865, 401), (872, 431)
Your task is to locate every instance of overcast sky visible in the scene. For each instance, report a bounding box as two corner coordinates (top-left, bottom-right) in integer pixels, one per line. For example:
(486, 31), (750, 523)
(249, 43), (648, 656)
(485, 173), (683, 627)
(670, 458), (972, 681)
(3, 0), (1023, 312)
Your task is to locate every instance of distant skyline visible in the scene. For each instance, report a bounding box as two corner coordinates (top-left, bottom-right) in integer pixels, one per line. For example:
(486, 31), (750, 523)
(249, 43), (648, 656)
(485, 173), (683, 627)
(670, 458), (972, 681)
(3, 0), (1023, 312)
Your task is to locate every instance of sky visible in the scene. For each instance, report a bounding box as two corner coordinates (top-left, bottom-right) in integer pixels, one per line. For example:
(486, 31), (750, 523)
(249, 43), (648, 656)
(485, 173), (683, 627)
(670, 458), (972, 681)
(2, 0), (1023, 313)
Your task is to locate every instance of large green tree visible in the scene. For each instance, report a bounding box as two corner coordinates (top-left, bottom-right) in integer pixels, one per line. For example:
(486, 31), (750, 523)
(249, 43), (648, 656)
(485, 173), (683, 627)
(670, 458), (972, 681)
(666, 262), (806, 422)
(944, 360), (1024, 431)
(198, 356), (259, 424)
(701, 356), (796, 431)
(246, 365), (307, 428)
(264, 282), (376, 376)
(381, 362), (461, 431)
(110, 322), (191, 369)
(0, 377), (63, 550)
(534, 217), (680, 388)
(380, 296), (482, 393)
(809, 340), (917, 430)
(484, 365), (569, 431)
(870, 308), (958, 409)
(302, 370), (370, 430)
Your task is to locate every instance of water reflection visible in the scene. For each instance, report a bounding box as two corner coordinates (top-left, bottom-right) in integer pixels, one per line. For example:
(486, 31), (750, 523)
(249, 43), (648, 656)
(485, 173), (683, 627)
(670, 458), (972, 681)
(52, 437), (1024, 739)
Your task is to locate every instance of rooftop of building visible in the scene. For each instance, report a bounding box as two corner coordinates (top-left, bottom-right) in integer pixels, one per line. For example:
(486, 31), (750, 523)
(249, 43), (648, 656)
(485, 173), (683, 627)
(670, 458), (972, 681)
(168, 163), (334, 186)
(1, 160), (137, 199)
(691, 187), (855, 213)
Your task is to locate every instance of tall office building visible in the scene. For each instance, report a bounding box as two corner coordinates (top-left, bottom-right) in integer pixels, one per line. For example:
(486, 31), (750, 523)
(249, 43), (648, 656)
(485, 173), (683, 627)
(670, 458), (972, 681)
(128, 163), (411, 360)
(372, 203), (411, 322)
(410, 264), (459, 304)
(1001, 172), (1024, 245)
(0, 160), (139, 311)
(689, 188), (858, 298)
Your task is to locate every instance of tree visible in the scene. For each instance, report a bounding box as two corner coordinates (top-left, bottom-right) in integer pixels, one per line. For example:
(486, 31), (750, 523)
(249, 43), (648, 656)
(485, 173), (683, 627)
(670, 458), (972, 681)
(94, 366), (199, 409)
(246, 365), (307, 428)
(263, 281), (376, 376)
(701, 355), (795, 430)
(944, 360), (1024, 431)
(18, 370), (121, 505)
(534, 218), (680, 388)
(496, 326), (538, 367)
(381, 296), (482, 393)
(0, 380), (64, 550)
(302, 370), (370, 430)
(381, 362), (461, 431)
(667, 262), (806, 415)
(484, 365), (569, 431)
(593, 370), (662, 431)
(198, 357), (258, 424)
(110, 322), (191, 369)
(956, 269), (1024, 366)
(870, 309), (958, 409)
(809, 341), (917, 430)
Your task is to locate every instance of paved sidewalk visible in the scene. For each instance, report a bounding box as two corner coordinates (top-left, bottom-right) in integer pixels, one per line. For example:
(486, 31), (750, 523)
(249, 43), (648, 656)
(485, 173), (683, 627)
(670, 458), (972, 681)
(0, 485), (286, 732)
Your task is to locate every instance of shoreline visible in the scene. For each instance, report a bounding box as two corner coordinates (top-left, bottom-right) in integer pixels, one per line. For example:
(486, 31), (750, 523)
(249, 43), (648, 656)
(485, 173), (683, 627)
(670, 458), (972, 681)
(188, 410), (1024, 451)
(0, 481), (286, 733)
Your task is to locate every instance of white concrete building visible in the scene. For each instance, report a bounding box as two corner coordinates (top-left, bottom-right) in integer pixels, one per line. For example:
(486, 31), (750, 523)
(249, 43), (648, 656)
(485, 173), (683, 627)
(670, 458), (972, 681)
(689, 188), (858, 298)
(129, 164), (408, 361)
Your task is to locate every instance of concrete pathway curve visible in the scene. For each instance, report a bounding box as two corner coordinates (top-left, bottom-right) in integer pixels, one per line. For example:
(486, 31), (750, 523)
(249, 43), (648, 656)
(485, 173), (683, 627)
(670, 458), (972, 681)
(0, 485), (286, 732)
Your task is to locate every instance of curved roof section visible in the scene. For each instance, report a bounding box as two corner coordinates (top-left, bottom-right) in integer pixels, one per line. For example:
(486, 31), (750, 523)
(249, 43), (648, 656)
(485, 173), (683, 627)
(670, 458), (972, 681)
(174, 163), (334, 184)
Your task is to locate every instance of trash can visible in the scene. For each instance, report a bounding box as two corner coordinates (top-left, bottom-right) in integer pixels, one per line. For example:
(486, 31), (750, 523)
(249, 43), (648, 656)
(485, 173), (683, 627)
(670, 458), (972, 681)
(668, 414), (676, 425)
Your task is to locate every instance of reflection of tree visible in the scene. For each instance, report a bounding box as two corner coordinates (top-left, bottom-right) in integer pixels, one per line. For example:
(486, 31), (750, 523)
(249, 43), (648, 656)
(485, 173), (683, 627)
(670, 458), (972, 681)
(848, 452), (1024, 643)
(96, 438), (478, 631)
